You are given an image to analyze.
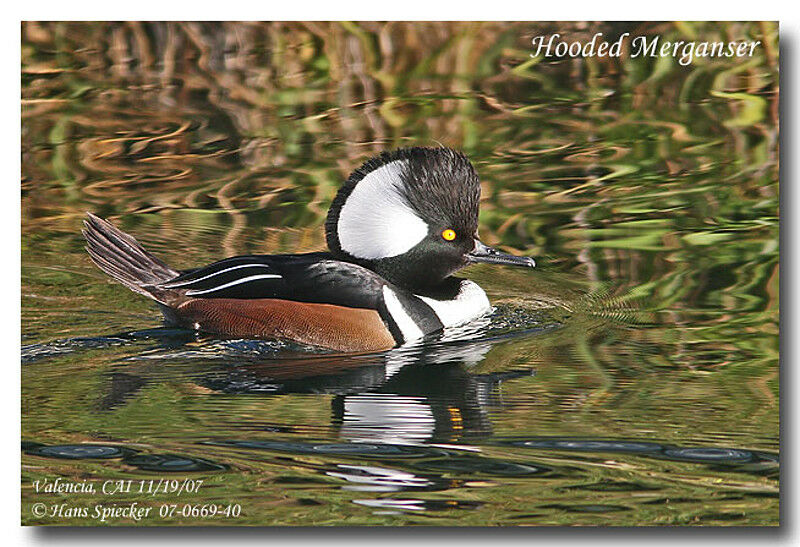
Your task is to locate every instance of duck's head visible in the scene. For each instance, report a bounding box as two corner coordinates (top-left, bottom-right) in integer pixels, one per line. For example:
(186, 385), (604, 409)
(325, 147), (535, 291)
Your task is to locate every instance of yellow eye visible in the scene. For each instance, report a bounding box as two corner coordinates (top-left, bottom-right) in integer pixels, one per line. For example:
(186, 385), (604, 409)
(441, 229), (456, 241)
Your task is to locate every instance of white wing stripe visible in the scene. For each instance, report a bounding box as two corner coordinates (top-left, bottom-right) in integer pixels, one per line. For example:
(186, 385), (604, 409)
(185, 274), (282, 296)
(164, 263), (276, 288)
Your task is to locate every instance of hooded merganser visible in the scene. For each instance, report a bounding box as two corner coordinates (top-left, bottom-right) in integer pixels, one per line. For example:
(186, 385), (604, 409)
(83, 147), (535, 353)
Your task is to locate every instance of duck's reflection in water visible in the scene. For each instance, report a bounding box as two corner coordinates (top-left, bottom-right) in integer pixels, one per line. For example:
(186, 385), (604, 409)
(331, 343), (521, 445)
(203, 338), (533, 445)
(96, 331), (535, 446)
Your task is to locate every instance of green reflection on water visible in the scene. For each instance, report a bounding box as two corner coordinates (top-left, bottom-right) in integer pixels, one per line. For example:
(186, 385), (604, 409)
(22, 21), (778, 526)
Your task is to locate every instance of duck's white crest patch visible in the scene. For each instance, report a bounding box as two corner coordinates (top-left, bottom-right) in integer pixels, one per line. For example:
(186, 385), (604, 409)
(417, 280), (491, 328)
(338, 160), (428, 259)
(382, 286), (424, 343)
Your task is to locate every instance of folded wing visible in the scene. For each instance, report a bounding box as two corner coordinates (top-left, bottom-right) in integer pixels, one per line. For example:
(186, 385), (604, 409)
(158, 253), (384, 309)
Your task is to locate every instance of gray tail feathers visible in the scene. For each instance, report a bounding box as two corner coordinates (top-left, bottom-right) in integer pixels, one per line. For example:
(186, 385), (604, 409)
(82, 213), (180, 304)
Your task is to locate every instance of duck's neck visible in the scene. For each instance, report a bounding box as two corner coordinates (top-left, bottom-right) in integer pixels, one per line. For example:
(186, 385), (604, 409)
(408, 276), (464, 299)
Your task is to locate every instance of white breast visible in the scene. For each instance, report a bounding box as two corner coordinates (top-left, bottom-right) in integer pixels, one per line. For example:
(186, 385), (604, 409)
(417, 280), (491, 328)
(382, 281), (492, 345)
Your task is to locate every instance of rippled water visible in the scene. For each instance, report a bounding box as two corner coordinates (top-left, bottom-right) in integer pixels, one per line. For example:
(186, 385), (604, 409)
(22, 22), (779, 526)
